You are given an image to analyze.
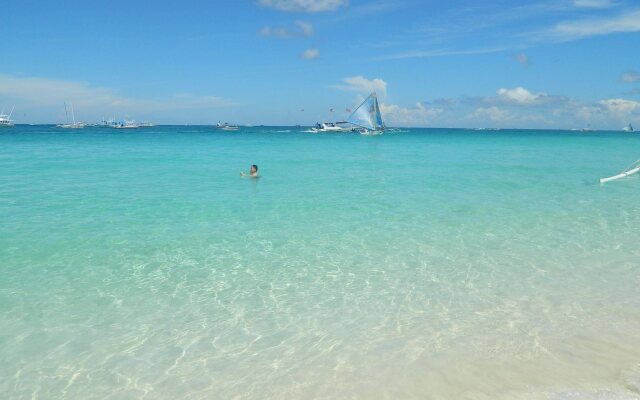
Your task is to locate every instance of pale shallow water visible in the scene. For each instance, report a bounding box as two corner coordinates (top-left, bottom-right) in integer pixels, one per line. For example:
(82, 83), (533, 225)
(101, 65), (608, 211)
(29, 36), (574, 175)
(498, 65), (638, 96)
(1, 126), (639, 399)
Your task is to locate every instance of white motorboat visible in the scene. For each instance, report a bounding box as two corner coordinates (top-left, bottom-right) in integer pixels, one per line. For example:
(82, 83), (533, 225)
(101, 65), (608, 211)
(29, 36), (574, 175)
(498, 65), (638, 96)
(0, 106), (15, 127)
(310, 121), (355, 133)
(217, 122), (239, 131)
(114, 120), (140, 129)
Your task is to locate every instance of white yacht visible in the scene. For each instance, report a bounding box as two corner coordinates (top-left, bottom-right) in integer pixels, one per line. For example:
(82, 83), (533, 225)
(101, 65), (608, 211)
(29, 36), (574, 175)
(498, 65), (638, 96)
(114, 120), (140, 129)
(57, 102), (85, 129)
(217, 122), (239, 131)
(623, 123), (634, 132)
(96, 118), (117, 128)
(0, 106), (15, 127)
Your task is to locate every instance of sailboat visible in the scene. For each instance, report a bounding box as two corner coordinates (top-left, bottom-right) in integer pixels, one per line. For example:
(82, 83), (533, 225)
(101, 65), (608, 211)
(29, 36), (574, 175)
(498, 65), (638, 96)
(600, 159), (640, 183)
(0, 106), (15, 127)
(623, 123), (634, 132)
(346, 92), (385, 135)
(57, 102), (85, 129)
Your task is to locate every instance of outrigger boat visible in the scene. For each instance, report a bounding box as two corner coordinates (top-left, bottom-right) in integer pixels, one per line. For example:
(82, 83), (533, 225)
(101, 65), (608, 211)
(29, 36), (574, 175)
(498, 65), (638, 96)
(310, 92), (386, 135)
(346, 92), (385, 136)
(600, 159), (640, 183)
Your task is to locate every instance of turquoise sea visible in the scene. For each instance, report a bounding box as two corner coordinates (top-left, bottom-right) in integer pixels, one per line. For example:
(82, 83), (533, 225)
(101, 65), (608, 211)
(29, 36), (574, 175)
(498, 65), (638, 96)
(1, 125), (639, 399)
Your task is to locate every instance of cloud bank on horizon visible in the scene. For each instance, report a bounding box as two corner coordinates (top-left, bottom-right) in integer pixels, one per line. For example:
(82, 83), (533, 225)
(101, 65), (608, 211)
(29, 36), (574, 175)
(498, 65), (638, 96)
(1, 0), (639, 128)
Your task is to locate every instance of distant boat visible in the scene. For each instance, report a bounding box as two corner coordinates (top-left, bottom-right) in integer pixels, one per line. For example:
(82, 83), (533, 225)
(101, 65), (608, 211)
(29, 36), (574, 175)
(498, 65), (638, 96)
(310, 92), (385, 135)
(0, 105), (15, 127)
(114, 120), (140, 129)
(310, 121), (354, 133)
(95, 118), (117, 128)
(581, 124), (592, 132)
(347, 91), (385, 135)
(57, 102), (85, 129)
(623, 123), (634, 132)
(217, 121), (239, 131)
(139, 121), (154, 127)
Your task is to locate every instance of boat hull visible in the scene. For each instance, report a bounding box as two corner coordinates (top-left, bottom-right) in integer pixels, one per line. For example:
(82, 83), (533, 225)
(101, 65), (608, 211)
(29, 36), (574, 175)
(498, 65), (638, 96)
(600, 166), (640, 183)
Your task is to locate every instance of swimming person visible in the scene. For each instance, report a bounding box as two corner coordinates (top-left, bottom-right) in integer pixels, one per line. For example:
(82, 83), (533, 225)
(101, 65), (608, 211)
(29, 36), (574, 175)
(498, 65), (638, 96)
(240, 164), (259, 178)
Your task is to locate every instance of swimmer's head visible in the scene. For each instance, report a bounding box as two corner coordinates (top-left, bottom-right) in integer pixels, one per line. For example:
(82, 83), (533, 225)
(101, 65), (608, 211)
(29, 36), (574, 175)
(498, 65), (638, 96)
(251, 165), (258, 173)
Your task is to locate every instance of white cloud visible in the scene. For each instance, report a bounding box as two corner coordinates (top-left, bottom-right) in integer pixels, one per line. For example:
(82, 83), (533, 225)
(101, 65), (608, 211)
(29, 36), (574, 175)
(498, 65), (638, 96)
(380, 102), (442, 126)
(379, 46), (506, 61)
(295, 20), (314, 36)
(258, 0), (348, 13)
(497, 87), (547, 104)
(469, 106), (510, 122)
(301, 48), (320, 60)
(260, 26), (292, 38)
(621, 70), (640, 82)
(373, 84), (639, 129)
(575, 99), (640, 126)
(333, 76), (387, 96)
(545, 9), (640, 41)
(599, 98), (640, 113)
(514, 52), (529, 66)
(465, 90), (640, 128)
(0, 74), (236, 123)
(260, 20), (314, 38)
(572, 0), (617, 9)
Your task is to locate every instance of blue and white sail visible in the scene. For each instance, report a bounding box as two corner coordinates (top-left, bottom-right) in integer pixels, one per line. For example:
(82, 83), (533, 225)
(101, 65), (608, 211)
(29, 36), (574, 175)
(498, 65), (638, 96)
(347, 92), (385, 134)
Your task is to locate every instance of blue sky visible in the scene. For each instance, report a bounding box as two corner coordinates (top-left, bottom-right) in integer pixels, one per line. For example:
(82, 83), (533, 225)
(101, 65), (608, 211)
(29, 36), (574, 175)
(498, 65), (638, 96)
(1, 0), (639, 128)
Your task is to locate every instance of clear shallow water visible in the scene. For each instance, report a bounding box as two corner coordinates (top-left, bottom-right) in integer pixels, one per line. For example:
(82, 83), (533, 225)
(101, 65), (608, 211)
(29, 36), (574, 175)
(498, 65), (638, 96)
(1, 125), (639, 399)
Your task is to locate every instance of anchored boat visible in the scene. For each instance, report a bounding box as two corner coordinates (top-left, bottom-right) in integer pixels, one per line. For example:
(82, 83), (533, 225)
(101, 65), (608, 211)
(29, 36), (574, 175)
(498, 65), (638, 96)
(57, 102), (85, 129)
(310, 121), (354, 133)
(114, 120), (140, 129)
(217, 122), (239, 131)
(0, 106), (15, 127)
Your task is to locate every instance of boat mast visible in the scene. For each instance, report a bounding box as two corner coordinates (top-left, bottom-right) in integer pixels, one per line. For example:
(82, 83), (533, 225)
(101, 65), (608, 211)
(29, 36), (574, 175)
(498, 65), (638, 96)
(8, 106), (14, 119)
(70, 102), (76, 125)
(64, 102), (69, 124)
